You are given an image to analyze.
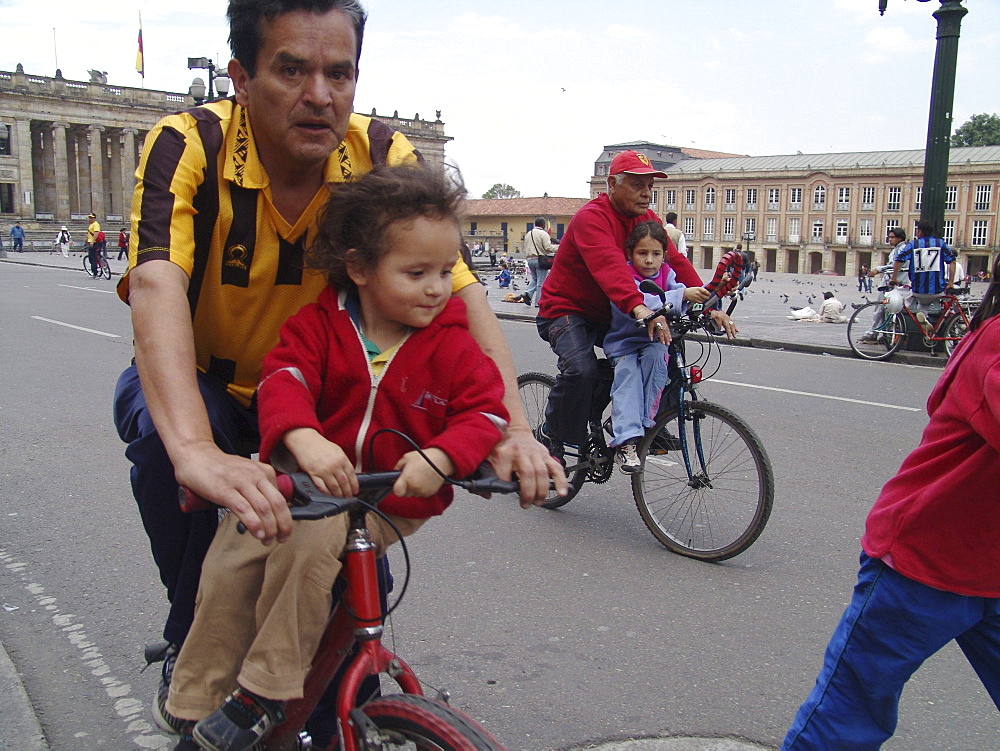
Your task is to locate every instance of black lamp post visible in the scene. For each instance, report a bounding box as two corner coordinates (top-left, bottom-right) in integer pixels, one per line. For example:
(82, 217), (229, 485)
(187, 57), (231, 105)
(879, 0), (968, 235)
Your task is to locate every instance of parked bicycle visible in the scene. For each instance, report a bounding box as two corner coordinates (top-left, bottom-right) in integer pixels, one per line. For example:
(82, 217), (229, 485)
(82, 247), (112, 279)
(155, 466), (519, 750)
(847, 285), (979, 361)
(518, 252), (774, 562)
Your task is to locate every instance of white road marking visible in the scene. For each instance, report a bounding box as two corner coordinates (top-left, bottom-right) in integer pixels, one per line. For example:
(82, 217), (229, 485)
(709, 379), (922, 412)
(59, 284), (116, 294)
(30, 316), (120, 338)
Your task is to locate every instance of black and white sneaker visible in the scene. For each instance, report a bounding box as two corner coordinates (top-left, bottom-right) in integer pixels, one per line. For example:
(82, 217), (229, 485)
(615, 442), (642, 474)
(194, 688), (285, 751)
(149, 642), (188, 735)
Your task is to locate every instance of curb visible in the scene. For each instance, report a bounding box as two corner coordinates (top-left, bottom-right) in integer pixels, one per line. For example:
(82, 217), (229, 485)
(0, 640), (48, 750)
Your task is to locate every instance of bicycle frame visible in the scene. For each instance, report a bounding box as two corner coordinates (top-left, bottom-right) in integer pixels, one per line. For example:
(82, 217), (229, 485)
(880, 292), (970, 342)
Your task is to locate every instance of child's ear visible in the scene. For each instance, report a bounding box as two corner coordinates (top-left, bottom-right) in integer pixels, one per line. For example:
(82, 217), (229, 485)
(345, 250), (369, 287)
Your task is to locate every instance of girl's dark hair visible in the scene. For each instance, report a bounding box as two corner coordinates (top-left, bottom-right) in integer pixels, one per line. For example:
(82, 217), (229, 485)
(309, 165), (466, 290)
(969, 254), (1000, 331)
(625, 221), (668, 253)
(228, 0), (366, 77)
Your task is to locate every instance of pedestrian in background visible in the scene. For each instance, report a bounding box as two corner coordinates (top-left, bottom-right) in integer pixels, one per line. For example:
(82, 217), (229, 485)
(118, 227), (130, 260)
(523, 216), (556, 308)
(54, 226), (72, 257)
(10, 221), (25, 252)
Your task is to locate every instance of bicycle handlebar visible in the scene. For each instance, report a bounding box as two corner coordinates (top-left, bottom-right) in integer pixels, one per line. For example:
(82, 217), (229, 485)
(178, 465), (523, 520)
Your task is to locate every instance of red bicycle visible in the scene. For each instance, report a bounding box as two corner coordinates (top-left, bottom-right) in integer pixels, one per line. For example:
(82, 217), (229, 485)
(159, 467), (517, 750)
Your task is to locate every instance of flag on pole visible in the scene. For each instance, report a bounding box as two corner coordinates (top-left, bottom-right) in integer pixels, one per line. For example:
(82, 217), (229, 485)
(136, 13), (144, 78)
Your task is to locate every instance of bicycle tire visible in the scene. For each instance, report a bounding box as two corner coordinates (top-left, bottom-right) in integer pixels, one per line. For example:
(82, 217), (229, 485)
(516, 372), (586, 508)
(82, 255), (95, 277)
(632, 400), (773, 562)
(847, 303), (905, 361)
(356, 694), (505, 750)
(100, 259), (112, 279)
(944, 312), (969, 358)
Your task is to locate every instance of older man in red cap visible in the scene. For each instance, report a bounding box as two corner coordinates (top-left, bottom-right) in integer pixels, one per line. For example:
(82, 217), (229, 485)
(535, 150), (711, 458)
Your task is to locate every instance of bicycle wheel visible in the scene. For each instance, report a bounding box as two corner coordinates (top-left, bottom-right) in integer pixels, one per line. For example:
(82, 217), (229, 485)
(847, 303), (905, 361)
(516, 372), (586, 508)
(82, 255), (95, 277)
(632, 400), (773, 562)
(100, 258), (112, 279)
(356, 694), (505, 750)
(944, 312), (970, 358)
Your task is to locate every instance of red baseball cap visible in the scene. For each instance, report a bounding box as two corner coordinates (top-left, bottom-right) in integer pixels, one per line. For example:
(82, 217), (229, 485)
(609, 150), (668, 178)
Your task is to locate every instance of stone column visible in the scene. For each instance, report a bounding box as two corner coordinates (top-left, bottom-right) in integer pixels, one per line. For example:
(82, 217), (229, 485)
(13, 118), (35, 218)
(66, 133), (79, 215)
(88, 125), (106, 219)
(74, 128), (91, 216)
(108, 129), (123, 219)
(120, 127), (138, 221)
(30, 124), (49, 216)
(50, 122), (70, 221)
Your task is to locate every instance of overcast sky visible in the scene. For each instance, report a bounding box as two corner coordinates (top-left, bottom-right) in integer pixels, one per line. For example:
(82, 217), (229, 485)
(3, 0), (998, 198)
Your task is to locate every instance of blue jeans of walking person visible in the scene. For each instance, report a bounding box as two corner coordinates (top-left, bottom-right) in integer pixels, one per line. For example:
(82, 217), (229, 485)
(609, 343), (668, 447)
(526, 256), (549, 307)
(783, 553), (1000, 750)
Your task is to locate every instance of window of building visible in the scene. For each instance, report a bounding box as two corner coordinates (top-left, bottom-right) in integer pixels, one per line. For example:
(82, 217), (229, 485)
(789, 217), (801, 242)
(914, 186), (922, 212)
(745, 188), (758, 210)
(500, 221), (507, 238)
(0, 183), (13, 213)
(723, 216), (735, 240)
(836, 220), (848, 243)
(724, 188), (736, 211)
(556, 223), (565, 239)
(942, 219), (954, 245)
(684, 216), (695, 235)
(837, 187), (850, 211)
(469, 221), (477, 236)
(0, 124), (10, 156)
(703, 216), (714, 240)
(650, 190), (658, 210)
(744, 217), (756, 236)
(972, 220), (989, 247)
(861, 186), (875, 210)
(789, 187), (802, 211)
(975, 185), (993, 211)
(884, 220), (899, 242)
(886, 186), (901, 212)
(812, 219), (824, 240)
(767, 188), (780, 210)
(685, 189), (696, 211)
(704, 186), (715, 210)
(860, 219), (873, 243)
(665, 190), (676, 210)
(597, 165), (606, 176)
(812, 185), (825, 210)
(945, 185), (957, 211)
(766, 217), (777, 241)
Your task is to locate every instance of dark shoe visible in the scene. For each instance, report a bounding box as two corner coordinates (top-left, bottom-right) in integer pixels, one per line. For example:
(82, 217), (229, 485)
(536, 424), (565, 467)
(522, 295), (532, 305)
(614, 442), (642, 474)
(193, 688), (285, 751)
(649, 429), (682, 455)
(151, 643), (184, 734)
(173, 731), (200, 750)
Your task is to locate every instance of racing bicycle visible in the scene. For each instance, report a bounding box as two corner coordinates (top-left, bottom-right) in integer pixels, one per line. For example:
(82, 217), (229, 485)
(82, 247), (112, 279)
(519, 251), (774, 562)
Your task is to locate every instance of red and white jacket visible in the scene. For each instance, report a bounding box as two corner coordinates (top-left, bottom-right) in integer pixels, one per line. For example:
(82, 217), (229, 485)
(258, 287), (508, 518)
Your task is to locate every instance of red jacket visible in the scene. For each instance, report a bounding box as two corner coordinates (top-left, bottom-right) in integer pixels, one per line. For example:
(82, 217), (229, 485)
(258, 288), (509, 518)
(538, 193), (703, 324)
(861, 314), (1000, 597)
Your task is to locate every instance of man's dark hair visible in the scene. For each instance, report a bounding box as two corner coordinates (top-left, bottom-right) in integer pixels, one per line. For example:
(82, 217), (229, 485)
(534, 216), (546, 228)
(309, 165), (467, 291)
(889, 227), (906, 242)
(916, 219), (935, 237)
(664, 211), (678, 224)
(228, 0), (367, 77)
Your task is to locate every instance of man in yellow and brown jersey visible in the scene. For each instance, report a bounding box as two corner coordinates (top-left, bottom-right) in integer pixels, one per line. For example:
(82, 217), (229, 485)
(113, 0), (564, 676)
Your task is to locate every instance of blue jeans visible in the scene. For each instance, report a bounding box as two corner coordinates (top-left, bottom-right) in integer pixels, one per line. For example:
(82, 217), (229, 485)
(609, 342), (668, 447)
(537, 314), (608, 446)
(783, 553), (1000, 750)
(113, 364), (261, 645)
(526, 257), (549, 307)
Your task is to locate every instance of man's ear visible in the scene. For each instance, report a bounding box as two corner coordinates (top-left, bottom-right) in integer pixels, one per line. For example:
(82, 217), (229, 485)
(345, 250), (369, 287)
(229, 58), (251, 108)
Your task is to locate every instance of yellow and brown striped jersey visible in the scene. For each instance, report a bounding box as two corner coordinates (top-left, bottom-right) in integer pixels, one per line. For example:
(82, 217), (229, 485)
(118, 100), (478, 407)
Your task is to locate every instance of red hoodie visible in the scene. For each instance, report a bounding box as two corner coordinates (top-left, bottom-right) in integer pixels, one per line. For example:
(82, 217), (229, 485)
(258, 288), (509, 518)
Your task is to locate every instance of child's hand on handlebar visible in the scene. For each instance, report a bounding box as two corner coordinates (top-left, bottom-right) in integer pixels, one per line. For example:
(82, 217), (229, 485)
(393, 448), (454, 498)
(282, 427), (359, 499)
(684, 286), (712, 303)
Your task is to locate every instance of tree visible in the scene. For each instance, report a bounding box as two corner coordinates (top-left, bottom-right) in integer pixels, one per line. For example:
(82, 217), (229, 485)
(951, 113), (1000, 147)
(482, 183), (521, 199)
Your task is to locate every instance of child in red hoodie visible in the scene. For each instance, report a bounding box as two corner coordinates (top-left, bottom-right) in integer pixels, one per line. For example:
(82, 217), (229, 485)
(160, 165), (509, 750)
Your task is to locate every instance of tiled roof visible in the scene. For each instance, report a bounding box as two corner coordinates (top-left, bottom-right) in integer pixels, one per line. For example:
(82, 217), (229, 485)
(463, 197), (589, 217)
(664, 145), (1000, 175)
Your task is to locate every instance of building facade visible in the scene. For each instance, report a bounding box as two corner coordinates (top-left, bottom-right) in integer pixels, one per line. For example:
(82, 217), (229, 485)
(461, 197), (589, 254)
(0, 66), (451, 233)
(591, 142), (1000, 278)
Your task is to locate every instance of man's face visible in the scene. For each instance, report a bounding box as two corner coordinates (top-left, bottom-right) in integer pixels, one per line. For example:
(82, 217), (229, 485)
(230, 9), (358, 175)
(608, 173), (655, 217)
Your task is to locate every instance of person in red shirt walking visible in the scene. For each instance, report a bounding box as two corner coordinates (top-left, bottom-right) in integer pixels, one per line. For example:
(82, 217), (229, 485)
(783, 255), (1000, 750)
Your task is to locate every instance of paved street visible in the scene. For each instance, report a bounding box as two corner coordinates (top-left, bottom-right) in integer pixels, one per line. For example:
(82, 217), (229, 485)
(1, 255), (997, 750)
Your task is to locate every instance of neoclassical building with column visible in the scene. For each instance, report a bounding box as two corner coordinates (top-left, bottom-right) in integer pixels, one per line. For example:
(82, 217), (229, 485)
(0, 65), (451, 234)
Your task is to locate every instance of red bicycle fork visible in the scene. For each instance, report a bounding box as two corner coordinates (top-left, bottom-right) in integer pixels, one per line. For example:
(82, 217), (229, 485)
(267, 516), (422, 751)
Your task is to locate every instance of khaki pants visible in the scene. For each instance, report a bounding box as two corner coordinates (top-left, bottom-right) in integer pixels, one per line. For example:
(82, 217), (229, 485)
(166, 511), (425, 720)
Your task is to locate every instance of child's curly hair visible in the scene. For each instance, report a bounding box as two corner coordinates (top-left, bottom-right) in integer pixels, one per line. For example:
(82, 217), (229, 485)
(309, 164), (467, 289)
